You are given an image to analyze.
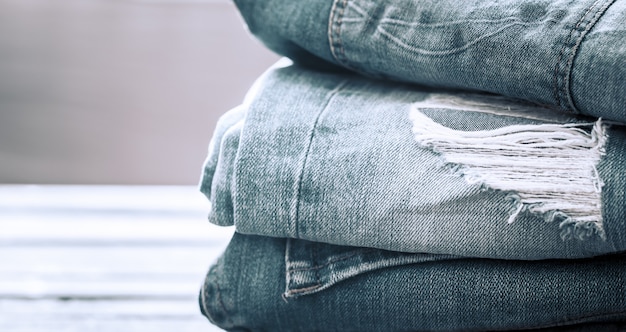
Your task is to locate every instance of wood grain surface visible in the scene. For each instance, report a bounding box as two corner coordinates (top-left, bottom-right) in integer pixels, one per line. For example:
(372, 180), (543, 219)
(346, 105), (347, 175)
(0, 185), (232, 331)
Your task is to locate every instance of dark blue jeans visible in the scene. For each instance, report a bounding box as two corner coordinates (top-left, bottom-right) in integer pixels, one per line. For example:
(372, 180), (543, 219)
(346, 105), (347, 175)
(200, 232), (626, 331)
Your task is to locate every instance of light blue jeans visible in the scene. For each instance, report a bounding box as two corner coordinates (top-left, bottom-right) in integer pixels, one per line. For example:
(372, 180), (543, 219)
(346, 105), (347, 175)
(234, 0), (625, 122)
(201, 63), (626, 260)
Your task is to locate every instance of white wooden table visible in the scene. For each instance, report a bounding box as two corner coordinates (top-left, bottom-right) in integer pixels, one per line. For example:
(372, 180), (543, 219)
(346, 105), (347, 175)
(0, 185), (232, 331)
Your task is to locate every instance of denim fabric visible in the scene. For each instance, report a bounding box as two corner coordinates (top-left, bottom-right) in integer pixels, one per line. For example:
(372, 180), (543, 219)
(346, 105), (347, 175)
(233, 0), (626, 122)
(198, 2), (626, 329)
(200, 63), (626, 260)
(200, 232), (626, 331)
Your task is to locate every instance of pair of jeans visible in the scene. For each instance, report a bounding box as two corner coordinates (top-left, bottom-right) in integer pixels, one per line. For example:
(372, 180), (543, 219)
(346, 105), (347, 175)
(201, 62), (626, 260)
(233, 0), (626, 122)
(200, 232), (626, 331)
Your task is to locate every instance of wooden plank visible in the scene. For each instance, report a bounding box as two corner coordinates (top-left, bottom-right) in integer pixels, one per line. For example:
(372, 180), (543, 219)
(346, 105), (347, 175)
(0, 185), (234, 245)
(1, 299), (203, 317)
(0, 300), (222, 332)
(0, 185), (231, 331)
(0, 246), (219, 298)
(0, 216), (233, 245)
(1, 246), (220, 275)
(0, 185), (211, 212)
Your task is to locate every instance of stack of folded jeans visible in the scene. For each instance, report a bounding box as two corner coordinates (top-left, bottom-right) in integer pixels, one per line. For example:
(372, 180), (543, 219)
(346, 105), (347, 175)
(198, 1), (626, 331)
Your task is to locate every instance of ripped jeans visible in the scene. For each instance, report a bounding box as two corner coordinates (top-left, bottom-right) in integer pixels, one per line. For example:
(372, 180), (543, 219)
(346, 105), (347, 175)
(202, 63), (626, 260)
(199, 0), (626, 330)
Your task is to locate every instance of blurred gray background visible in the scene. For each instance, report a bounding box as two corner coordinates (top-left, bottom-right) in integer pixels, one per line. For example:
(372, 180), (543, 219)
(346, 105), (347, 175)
(0, 0), (279, 184)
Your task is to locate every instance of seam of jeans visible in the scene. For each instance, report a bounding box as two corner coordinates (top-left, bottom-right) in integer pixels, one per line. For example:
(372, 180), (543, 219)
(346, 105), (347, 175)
(554, 0), (616, 113)
(287, 284), (323, 296)
(202, 263), (233, 327)
(287, 249), (377, 272)
(200, 274), (213, 321)
(328, 0), (349, 66)
(285, 239), (322, 298)
(291, 80), (348, 238)
(286, 254), (463, 298)
(525, 309), (626, 330)
(553, 0), (599, 112)
(284, 238), (293, 299)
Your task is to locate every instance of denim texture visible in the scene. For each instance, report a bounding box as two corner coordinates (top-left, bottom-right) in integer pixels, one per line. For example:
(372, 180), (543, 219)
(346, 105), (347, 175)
(200, 63), (626, 260)
(199, 1), (626, 329)
(200, 232), (626, 331)
(234, 0), (626, 122)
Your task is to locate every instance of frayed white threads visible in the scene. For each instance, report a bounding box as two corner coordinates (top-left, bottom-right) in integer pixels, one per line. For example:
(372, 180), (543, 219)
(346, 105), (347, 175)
(410, 97), (607, 241)
(412, 93), (578, 123)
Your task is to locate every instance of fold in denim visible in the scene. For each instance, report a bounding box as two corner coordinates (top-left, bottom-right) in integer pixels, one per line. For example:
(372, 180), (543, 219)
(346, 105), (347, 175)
(233, 0), (626, 122)
(200, 232), (626, 331)
(200, 63), (626, 260)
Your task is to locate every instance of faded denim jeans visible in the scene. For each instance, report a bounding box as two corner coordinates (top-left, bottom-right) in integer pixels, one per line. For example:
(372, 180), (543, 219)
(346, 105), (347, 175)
(234, 0), (625, 122)
(202, 63), (625, 260)
(199, 0), (626, 330)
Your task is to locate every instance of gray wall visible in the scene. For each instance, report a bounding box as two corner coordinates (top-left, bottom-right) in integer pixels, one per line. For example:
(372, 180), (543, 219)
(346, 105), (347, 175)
(0, 0), (279, 184)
